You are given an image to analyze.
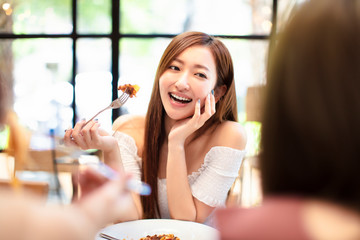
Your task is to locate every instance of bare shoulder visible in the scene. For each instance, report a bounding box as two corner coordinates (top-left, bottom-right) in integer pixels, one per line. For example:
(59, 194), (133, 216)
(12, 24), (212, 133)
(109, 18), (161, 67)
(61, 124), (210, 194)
(112, 114), (145, 138)
(212, 121), (247, 150)
(112, 114), (145, 154)
(113, 114), (145, 131)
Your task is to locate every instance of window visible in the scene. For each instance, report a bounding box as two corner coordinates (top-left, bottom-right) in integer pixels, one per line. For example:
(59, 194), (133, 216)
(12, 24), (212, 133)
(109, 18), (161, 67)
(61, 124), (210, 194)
(0, 0), (296, 143)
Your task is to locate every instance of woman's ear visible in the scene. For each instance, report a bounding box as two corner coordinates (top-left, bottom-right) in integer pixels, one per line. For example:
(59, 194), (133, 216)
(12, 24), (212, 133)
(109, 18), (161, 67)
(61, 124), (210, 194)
(214, 85), (227, 103)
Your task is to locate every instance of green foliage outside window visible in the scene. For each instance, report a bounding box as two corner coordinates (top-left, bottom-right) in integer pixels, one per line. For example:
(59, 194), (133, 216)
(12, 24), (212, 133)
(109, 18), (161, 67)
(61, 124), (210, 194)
(239, 112), (261, 157)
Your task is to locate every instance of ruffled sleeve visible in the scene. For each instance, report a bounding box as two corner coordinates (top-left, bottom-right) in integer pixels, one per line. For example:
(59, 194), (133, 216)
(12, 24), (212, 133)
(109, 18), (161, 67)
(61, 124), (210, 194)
(112, 131), (142, 182)
(189, 146), (246, 207)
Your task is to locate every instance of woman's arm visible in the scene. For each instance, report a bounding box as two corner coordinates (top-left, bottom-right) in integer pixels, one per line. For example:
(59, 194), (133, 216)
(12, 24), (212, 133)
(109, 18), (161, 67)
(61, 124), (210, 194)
(166, 93), (216, 222)
(167, 142), (197, 220)
(64, 119), (142, 220)
(112, 115), (146, 220)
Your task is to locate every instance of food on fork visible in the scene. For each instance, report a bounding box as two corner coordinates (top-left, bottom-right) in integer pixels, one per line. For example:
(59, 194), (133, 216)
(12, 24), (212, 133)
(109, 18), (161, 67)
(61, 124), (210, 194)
(118, 84), (140, 98)
(139, 234), (179, 240)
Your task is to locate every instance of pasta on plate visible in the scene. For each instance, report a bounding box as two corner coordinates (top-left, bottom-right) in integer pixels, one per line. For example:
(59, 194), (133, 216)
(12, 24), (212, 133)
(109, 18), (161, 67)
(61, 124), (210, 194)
(139, 234), (180, 240)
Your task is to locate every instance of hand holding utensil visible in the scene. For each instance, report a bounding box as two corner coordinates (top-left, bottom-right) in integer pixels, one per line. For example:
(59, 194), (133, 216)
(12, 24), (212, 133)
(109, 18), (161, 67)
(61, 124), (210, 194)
(99, 232), (120, 240)
(82, 89), (130, 128)
(90, 162), (151, 196)
(62, 90), (130, 145)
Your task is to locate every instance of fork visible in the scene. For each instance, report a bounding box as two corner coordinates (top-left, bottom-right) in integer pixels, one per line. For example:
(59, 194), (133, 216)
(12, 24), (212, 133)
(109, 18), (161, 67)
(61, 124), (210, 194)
(82, 89), (130, 128)
(99, 232), (120, 240)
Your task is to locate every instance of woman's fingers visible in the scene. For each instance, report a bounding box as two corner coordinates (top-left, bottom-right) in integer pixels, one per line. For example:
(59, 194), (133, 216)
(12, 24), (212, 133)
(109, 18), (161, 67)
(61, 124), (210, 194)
(72, 119), (87, 148)
(81, 121), (96, 145)
(204, 93), (212, 118)
(66, 119), (100, 150)
(194, 99), (201, 117)
(72, 119), (85, 140)
(87, 122), (101, 147)
(191, 92), (216, 129)
(80, 121), (102, 149)
(210, 91), (216, 114)
(63, 119), (103, 150)
(64, 128), (75, 146)
(199, 93), (215, 124)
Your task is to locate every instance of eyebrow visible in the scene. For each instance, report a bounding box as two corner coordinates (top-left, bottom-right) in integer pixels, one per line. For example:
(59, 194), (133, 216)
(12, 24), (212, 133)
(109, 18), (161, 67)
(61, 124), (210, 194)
(173, 58), (211, 72)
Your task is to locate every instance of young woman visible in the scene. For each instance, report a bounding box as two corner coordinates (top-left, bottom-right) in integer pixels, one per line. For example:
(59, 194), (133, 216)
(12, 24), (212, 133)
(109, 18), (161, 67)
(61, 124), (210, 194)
(65, 31), (247, 224)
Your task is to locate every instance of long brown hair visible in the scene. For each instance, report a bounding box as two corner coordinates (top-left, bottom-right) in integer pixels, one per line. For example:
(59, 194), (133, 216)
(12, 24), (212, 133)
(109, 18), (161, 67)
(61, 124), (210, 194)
(141, 31), (238, 218)
(261, 0), (360, 211)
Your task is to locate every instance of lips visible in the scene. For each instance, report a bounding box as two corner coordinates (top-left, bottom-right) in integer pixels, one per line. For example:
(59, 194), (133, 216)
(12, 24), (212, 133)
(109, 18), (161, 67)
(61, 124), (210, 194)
(169, 93), (192, 104)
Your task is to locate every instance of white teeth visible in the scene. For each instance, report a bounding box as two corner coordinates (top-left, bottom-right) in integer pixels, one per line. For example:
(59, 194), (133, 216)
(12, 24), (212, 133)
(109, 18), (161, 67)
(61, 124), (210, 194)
(170, 93), (192, 102)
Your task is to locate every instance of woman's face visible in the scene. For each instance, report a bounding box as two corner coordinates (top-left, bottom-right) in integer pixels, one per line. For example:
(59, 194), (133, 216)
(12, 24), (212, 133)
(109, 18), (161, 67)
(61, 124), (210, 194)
(159, 45), (217, 120)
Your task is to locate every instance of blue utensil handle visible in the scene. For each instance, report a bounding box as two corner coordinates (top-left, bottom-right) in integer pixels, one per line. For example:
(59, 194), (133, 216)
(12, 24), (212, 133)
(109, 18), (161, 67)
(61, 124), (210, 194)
(91, 162), (151, 196)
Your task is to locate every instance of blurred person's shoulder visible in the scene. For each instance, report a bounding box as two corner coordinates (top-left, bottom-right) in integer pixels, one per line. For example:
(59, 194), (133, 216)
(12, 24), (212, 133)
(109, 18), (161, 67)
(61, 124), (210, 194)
(303, 199), (360, 240)
(216, 196), (311, 240)
(216, 197), (360, 240)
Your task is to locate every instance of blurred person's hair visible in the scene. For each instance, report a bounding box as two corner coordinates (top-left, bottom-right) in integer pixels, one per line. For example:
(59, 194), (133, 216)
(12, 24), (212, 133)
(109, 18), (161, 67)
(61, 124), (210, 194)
(141, 31), (238, 218)
(260, 0), (360, 211)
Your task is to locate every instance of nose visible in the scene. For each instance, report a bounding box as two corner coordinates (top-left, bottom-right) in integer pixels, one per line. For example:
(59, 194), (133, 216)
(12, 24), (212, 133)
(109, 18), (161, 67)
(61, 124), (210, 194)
(175, 72), (190, 91)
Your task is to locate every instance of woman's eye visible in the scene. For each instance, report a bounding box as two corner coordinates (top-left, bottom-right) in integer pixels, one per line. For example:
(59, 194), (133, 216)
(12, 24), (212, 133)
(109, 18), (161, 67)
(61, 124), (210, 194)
(169, 66), (180, 71)
(195, 73), (207, 79)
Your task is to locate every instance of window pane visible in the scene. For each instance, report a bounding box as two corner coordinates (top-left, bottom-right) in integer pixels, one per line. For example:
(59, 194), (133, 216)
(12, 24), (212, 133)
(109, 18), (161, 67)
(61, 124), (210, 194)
(224, 39), (267, 157)
(75, 72), (113, 132)
(78, 0), (111, 34)
(220, 39), (268, 118)
(119, 38), (171, 115)
(121, 0), (273, 35)
(10, 0), (72, 34)
(77, 38), (111, 73)
(11, 39), (73, 137)
(76, 38), (112, 131)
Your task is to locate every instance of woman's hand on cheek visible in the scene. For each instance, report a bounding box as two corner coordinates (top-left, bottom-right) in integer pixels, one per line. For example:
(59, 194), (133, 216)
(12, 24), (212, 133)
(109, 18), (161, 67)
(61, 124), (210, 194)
(194, 92), (216, 128)
(168, 92), (216, 145)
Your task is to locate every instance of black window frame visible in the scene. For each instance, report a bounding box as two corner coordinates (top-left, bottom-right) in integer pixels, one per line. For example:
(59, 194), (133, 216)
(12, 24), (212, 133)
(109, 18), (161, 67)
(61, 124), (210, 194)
(0, 0), (278, 126)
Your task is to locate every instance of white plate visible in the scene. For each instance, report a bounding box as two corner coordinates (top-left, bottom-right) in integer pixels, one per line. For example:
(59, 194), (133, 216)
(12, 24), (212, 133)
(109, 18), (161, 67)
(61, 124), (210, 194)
(95, 219), (220, 240)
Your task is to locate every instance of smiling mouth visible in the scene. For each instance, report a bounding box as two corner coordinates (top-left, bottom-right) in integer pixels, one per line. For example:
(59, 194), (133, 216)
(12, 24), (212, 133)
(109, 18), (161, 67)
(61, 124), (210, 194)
(169, 93), (192, 104)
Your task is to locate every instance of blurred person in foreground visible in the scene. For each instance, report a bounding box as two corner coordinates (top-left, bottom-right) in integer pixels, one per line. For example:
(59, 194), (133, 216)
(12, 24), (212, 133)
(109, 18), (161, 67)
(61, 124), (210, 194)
(0, 73), (130, 240)
(216, 0), (360, 239)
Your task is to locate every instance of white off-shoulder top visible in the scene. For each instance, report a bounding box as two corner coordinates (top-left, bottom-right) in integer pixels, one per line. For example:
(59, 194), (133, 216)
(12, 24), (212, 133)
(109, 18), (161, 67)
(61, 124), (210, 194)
(113, 131), (246, 224)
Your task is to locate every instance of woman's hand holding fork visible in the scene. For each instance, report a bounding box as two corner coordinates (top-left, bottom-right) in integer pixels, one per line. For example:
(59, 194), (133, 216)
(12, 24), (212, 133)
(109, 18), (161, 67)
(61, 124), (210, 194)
(64, 119), (112, 150)
(63, 119), (121, 170)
